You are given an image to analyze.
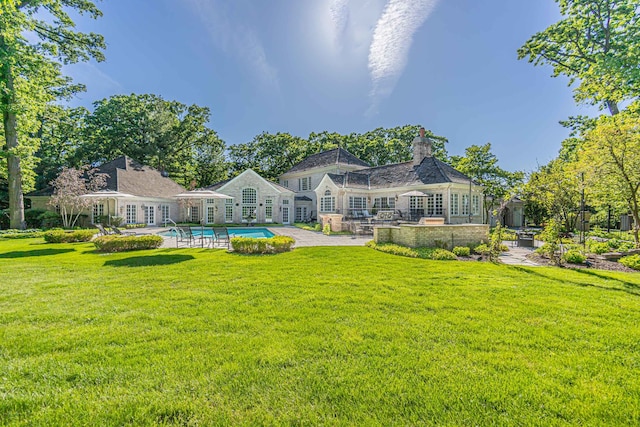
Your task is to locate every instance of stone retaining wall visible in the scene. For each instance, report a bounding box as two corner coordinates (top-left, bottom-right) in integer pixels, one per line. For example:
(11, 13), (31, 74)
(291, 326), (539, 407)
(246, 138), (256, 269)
(374, 223), (489, 249)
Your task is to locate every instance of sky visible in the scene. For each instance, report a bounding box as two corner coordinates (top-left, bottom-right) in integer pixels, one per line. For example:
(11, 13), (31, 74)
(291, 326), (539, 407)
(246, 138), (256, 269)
(63, 0), (602, 173)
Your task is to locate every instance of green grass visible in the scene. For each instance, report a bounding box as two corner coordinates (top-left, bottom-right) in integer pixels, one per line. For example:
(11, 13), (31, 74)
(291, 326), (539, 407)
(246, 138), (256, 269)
(1, 238), (640, 425)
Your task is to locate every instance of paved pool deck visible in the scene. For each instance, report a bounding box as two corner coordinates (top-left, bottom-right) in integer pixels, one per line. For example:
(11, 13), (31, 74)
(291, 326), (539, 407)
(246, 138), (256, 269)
(148, 226), (372, 249)
(143, 226), (540, 265)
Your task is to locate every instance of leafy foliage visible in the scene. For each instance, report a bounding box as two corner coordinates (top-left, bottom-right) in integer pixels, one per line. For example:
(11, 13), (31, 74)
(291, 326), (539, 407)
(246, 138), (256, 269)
(449, 143), (523, 223)
(93, 235), (164, 252)
(228, 125), (448, 180)
(537, 219), (564, 265)
(452, 246), (471, 257)
(43, 229), (95, 243)
(49, 167), (107, 228)
(230, 236), (295, 254)
(0, 0), (105, 229)
(563, 250), (586, 264)
(576, 109), (640, 247)
(72, 94), (227, 188)
(518, 0), (640, 114)
(619, 254), (640, 270)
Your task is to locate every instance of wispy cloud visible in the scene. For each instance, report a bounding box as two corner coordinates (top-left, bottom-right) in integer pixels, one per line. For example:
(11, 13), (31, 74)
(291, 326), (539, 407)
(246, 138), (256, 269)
(368, 0), (439, 109)
(184, 0), (279, 92)
(329, 0), (350, 49)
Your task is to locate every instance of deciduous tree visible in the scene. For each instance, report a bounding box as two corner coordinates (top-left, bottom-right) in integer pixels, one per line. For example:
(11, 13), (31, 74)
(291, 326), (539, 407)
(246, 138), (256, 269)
(1, 0), (105, 229)
(449, 143), (524, 224)
(74, 94), (227, 187)
(577, 108), (640, 246)
(518, 0), (640, 115)
(49, 167), (107, 229)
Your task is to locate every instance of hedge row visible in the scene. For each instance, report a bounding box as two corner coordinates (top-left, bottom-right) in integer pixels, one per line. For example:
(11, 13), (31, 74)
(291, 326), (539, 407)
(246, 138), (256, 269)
(230, 236), (295, 254)
(0, 229), (44, 239)
(366, 241), (457, 260)
(93, 235), (164, 252)
(43, 229), (96, 243)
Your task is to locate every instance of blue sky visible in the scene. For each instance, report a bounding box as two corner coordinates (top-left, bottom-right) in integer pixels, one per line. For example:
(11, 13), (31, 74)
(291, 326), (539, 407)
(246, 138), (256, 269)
(64, 0), (601, 173)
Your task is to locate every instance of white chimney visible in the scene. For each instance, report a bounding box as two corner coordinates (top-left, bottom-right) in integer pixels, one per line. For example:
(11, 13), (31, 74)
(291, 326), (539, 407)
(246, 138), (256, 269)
(412, 127), (432, 166)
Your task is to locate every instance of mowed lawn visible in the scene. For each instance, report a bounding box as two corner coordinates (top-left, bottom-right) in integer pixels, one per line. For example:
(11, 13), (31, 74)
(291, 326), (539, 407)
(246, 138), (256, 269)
(1, 239), (639, 426)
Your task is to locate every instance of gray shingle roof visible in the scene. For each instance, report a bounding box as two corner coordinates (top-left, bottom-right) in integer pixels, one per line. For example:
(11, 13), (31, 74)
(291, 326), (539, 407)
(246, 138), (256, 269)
(284, 148), (370, 174)
(27, 156), (186, 197)
(327, 156), (474, 189)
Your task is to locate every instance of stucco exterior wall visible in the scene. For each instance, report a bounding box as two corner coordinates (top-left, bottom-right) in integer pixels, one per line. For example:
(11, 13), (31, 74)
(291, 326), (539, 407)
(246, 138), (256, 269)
(374, 224), (489, 249)
(219, 171), (294, 224)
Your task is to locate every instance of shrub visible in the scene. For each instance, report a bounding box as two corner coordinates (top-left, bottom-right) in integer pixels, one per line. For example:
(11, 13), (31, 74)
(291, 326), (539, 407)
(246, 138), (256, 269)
(474, 244), (490, 255)
(539, 219), (563, 265)
(43, 229), (96, 243)
(501, 229), (517, 241)
(588, 241), (610, 255)
(40, 211), (63, 229)
(314, 223), (322, 232)
(367, 241), (419, 258)
(322, 224), (331, 235)
(0, 229), (44, 239)
(125, 223), (148, 229)
(230, 236), (296, 254)
(563, 250), (586, 264)
(431, 248), (457, 261)
(453, 246), (471, 257)
(94, 235), (164, 252)
(0, 209), (9, 230)
(619, 254), (640, 271)
(25, 209), (47, 228)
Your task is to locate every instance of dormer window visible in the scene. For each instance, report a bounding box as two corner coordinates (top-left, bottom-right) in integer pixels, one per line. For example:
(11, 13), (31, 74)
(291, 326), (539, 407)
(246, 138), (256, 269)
(299, 177), (311, 191)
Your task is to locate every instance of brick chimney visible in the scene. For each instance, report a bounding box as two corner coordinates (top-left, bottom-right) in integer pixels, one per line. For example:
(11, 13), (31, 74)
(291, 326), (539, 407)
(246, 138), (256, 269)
(412, 127), (432, 166)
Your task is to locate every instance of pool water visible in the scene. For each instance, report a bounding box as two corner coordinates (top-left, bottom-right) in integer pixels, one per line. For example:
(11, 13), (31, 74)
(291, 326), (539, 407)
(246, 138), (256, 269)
(161, 227), (275, 239)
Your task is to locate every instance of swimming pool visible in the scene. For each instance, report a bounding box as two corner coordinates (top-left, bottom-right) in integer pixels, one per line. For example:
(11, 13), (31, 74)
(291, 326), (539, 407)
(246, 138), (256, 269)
(160, 227), (275, 239)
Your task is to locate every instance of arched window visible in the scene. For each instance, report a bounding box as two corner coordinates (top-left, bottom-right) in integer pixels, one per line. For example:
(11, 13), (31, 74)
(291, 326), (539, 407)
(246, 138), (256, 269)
(320, 189), (335, 212)
(242, 188), (257, 222)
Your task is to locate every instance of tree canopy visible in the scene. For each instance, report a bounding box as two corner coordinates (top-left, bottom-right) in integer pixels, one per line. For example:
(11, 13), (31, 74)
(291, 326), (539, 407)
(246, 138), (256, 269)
(228, 125), (448, 181)
(518, 0), (640, 115)
(449, 143), (524, 223)
(68, 94), (227, 188)
(576, 106), (640, 245)
(1, 0), (105, 228)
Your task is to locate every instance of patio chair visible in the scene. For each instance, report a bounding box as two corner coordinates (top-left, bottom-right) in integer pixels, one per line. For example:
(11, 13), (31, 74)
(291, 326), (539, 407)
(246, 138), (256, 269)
(110, 225), (135, 236)
(189, 226), (209, 248)
(213, 227), (230, 249)
(95, 223), (111, 236)
(176, 226), (195, 248)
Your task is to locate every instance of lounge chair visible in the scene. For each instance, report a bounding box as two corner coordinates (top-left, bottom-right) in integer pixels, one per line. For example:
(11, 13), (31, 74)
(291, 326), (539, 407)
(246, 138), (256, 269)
(213, 227), (230, 249)
(95, 223), (112, 236)
(176, 226), (195, 247)
(110, 225), (135, 236)
(189, 226), (209, 248)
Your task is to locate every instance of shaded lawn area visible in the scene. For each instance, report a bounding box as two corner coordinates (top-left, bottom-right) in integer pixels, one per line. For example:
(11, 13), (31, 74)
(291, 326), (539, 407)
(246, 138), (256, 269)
(0, 238), (639, 426)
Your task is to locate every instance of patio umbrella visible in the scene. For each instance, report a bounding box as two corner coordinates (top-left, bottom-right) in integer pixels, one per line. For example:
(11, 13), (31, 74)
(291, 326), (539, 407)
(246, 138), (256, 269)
(80, 190), (135, 224)
(398, 190), (429, 198)
(173, 189), (233, 199)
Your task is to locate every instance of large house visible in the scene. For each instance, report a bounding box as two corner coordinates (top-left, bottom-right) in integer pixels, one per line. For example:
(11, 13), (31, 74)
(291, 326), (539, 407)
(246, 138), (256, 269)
(279, 129), (483, 224)
(28, 129), (483, 227)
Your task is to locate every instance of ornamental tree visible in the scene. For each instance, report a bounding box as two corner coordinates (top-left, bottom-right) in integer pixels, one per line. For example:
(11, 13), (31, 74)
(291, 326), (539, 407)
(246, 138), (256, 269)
(49, 167), (107, 229)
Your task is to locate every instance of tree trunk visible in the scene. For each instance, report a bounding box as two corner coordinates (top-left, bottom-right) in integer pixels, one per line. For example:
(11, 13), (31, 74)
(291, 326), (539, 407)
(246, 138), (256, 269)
(606, 100), (620, 116)
(1, 63), (25, 229)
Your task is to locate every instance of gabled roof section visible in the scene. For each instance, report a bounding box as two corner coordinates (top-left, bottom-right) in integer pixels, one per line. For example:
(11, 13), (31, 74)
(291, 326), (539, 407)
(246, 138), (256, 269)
(325, 156), (474, 190)
(283, 148), (370, 174)
(26, 156), (185, 198)
(208, 169), (295, 194)
(104, 156), (186, 197)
